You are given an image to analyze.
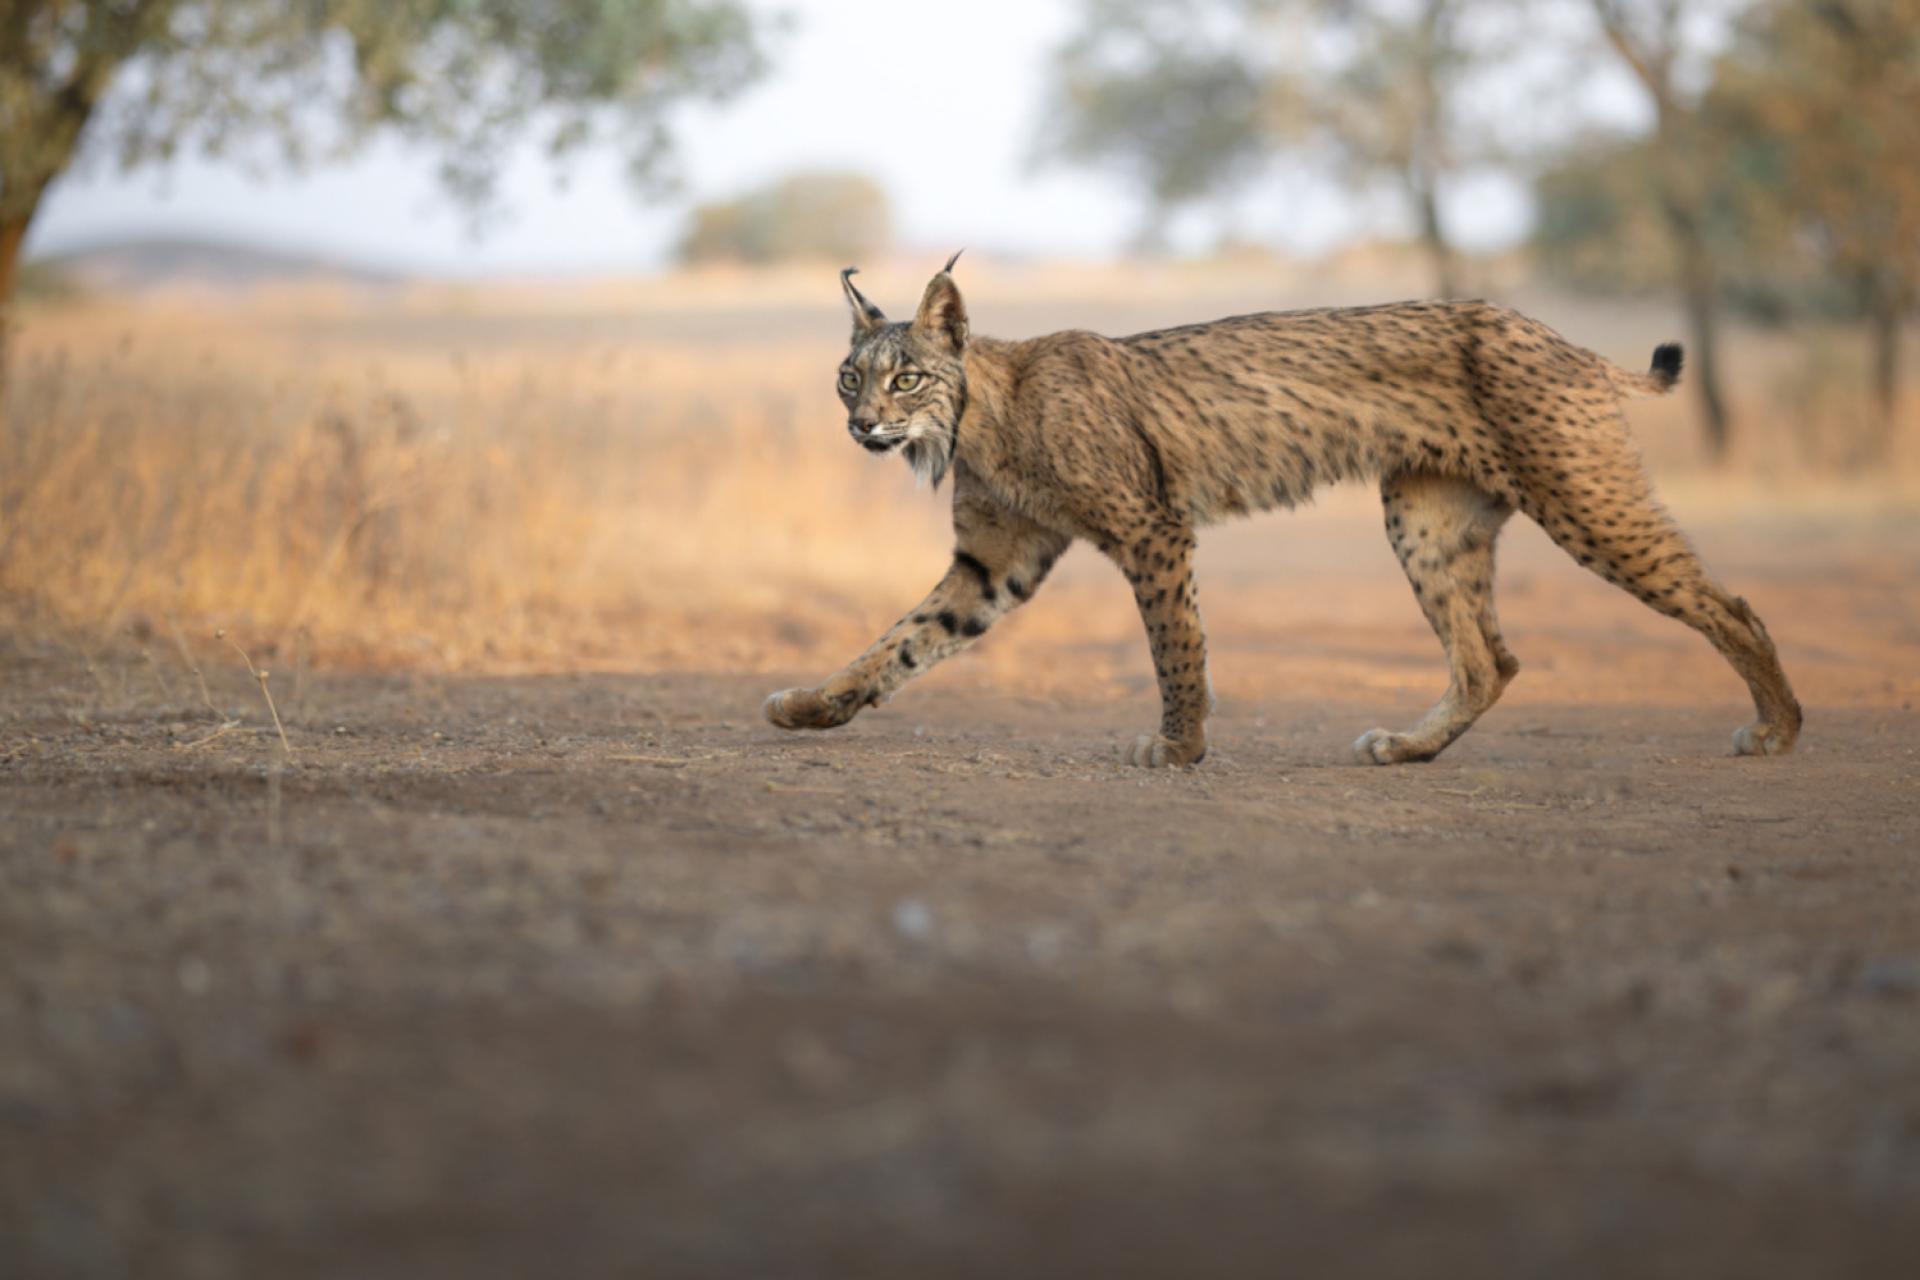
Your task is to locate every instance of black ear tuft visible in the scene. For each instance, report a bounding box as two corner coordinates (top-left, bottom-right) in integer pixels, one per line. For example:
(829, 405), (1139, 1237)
(841, 266), (887, 338)
(942, 248), (965, 275)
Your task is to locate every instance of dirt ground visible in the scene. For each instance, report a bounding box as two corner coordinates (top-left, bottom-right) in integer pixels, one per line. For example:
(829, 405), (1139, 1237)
(4, 504), (1920, 1278)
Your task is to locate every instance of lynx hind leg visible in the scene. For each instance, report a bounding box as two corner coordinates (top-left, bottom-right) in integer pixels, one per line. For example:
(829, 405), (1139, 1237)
(1117, 521), (1211, 768)
(1354, 473), (1518, 765)
(1522, 427), (1802, 756)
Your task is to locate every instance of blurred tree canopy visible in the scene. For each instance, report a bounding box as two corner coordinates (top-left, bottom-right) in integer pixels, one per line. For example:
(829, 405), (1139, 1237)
(0, 0), (765, 323)
(1714, 0), (1920, 444)
(676, 171), (891, 266)
(1581, 0), (1751, 457)
(1034, 0), (1270, 251)
(1047, 0), (1919, 464)
(1533, 119), (1802, 301)
(1539, 0), (1920, 457)
(1037, 0), (1506, 295)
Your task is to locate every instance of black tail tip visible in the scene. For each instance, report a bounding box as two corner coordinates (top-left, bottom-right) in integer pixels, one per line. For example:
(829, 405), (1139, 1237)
(1651, 342), (1683, 382)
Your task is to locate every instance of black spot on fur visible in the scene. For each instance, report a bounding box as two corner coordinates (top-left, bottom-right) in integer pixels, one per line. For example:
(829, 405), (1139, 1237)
(937, 611), (960, 634)
(954, 550), (995, 600)
(961, 616), (987, 637)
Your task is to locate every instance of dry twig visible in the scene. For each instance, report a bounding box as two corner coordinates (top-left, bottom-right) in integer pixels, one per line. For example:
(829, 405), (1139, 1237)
(218, 630), (293, 762)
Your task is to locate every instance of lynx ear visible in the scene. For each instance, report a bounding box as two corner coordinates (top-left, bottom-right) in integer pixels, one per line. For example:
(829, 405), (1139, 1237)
(841, 267), (886, 341)
(914, 256), (968, 353)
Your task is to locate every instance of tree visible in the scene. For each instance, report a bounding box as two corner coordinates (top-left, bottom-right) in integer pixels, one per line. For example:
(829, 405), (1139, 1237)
(1531, 135), (1676, 296)
(0, 0), (765, 356)
(1713, 0), (1920, 454)
(1531, 124), (1802, 318)
(677, 171), (890, 266)
(1311, 0), (1478, 297)
(1036, 0), (1504, 295)
(1587, 0), (1743, 460)
(1034, 0), (1270, 252)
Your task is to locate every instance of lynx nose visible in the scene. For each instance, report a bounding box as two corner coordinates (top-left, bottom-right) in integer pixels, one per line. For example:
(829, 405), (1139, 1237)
(847, 416), (878, 440)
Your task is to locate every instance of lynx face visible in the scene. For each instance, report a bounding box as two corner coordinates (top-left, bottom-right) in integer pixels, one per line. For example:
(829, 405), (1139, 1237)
(838, 262), (969, 487)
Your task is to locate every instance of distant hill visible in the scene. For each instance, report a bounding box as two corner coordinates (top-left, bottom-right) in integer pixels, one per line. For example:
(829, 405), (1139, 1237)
(27, 236), (402, 294)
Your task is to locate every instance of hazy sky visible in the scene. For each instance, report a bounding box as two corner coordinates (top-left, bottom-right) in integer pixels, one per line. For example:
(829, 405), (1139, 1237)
(30, 0), (1599, 277)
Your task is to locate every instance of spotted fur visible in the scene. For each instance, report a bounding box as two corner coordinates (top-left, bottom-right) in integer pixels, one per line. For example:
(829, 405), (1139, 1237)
(765, 262), (1802, 767)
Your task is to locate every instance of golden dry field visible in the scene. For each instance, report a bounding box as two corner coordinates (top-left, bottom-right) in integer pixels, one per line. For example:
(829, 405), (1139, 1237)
(5, 258), (1916, 688)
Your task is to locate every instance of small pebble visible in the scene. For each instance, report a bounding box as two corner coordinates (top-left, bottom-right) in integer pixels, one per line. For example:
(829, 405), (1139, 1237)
(891, 897), (934, 942)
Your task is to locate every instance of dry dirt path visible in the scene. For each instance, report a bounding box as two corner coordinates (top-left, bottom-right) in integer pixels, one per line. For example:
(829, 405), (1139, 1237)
(3, 646), (1918, 1278)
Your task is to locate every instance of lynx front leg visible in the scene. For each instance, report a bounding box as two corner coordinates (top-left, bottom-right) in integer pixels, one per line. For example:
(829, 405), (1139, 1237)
(764, 494), (1069, 731)
(1116, 522), (1210, 768)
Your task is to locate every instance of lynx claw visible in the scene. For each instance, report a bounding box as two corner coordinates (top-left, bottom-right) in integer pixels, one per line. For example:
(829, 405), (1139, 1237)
(763, 687), (853, 731)
(1122, 733), (1206, 769)
(1732, 723), (1791, 757)
(1353, 728), (1396, 764)
(1352, 728), (1433, 765)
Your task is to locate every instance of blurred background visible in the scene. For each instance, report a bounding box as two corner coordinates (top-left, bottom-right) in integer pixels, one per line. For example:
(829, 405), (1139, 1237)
(2, 0), (1915, 685)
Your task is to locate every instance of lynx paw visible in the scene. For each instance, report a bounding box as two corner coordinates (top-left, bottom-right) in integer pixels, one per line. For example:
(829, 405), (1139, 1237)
(1352, 728), (1435, 765)
(1732, 722), (1793, 757)
(763, 687), (854, 731)
(1122, 733), (1206, 769)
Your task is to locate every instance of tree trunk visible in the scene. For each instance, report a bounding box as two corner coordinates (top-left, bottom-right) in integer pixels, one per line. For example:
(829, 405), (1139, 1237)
(1410, 0), (1458, 299)
(0, 1), (151, 396)
(1867, 276), (1901, 463)
(1676, 241), (1731, 463)
(1414, 180), (1460, 300)
(0, 213), (28, 403)
(1591, 1), (1735, 463)
(1657, 172), (1732, 462)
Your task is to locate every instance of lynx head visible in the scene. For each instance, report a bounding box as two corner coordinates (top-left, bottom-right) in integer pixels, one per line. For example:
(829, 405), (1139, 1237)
(836, 252), (969, 487)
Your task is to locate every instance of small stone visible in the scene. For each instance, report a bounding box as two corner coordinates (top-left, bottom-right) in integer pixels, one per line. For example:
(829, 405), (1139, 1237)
(891, 897), (934, 942)
(177, 957), (212, 996)
(1857, 958), (1920, 1001)
(778, 1032), (850, 1092)
(1026, 925), (1068, 965)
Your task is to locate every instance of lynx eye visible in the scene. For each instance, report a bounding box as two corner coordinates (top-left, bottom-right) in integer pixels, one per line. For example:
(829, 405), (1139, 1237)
(892, 372), (923, 392)
(838, 369), (860, 392)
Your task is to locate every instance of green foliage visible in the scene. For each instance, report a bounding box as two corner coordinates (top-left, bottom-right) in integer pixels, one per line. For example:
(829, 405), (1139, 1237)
(1530, 127), (1803, 313)
(1034, 0), (1270, 242)
(676, 171), (891, 266)
(0, 1), (767, 242)
(1712, 0), (1920, 311)
(1530, 135), (1669, 294)
(1037, 0), (1499, 285)
(1535, 0), (1920, 325)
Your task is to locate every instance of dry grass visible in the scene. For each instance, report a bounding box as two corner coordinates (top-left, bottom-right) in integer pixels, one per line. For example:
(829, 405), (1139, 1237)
(3, 261), (1915, 682)
(1, 279), (946, 672)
